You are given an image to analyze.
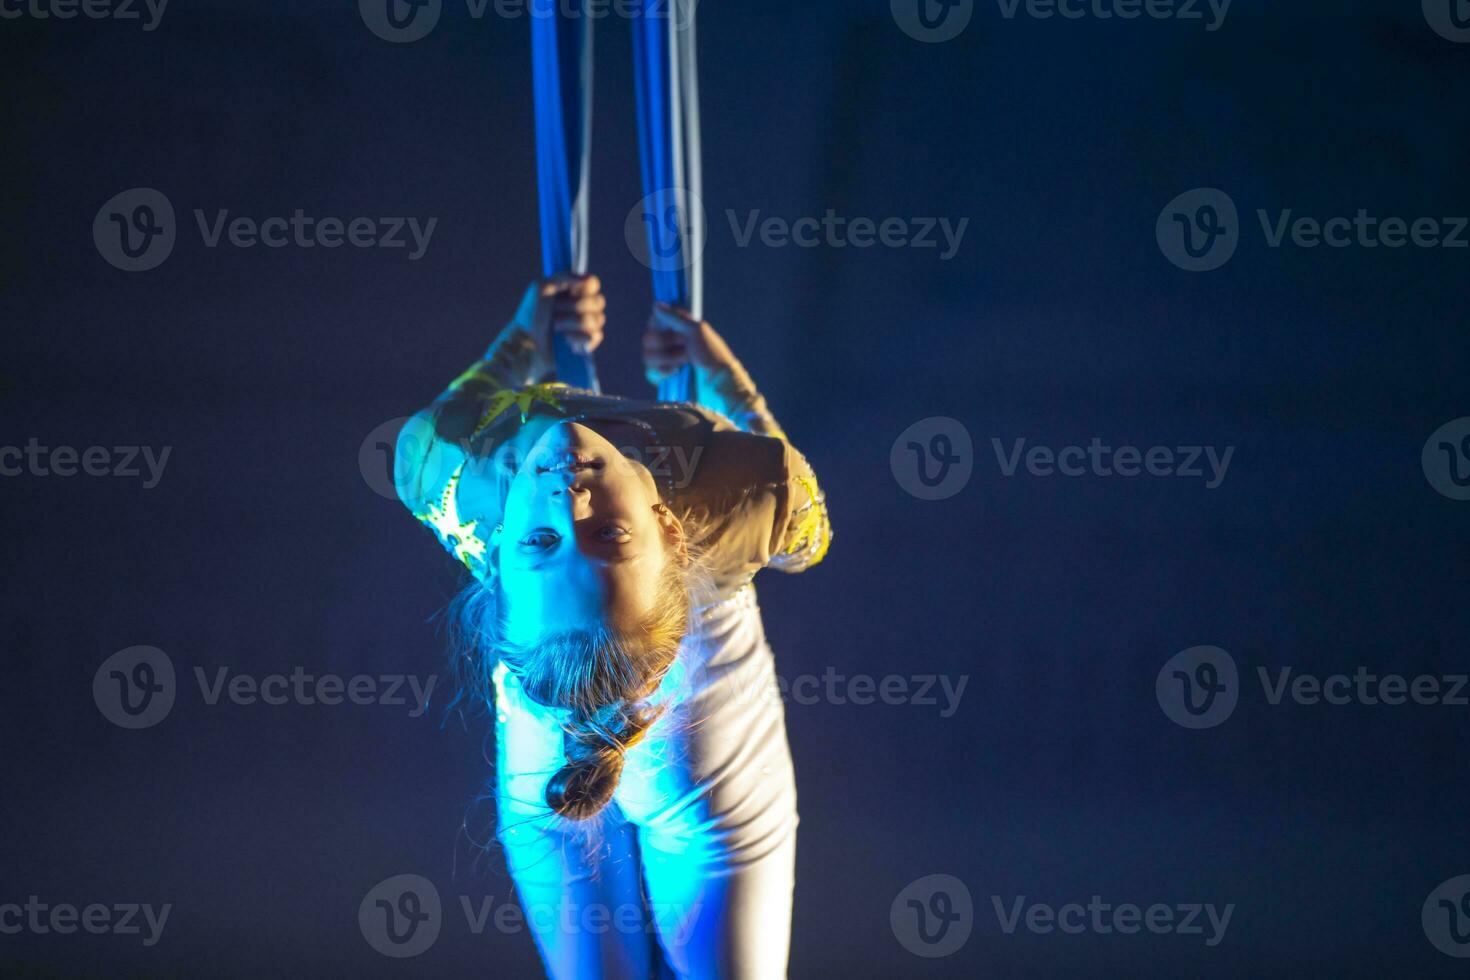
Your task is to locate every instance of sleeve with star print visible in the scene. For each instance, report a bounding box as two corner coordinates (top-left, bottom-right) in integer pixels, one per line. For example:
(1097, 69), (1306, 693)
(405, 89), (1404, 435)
(766, 441), (831, 574)
(689, 353), (831, 575)
(393, 323), (549, 582)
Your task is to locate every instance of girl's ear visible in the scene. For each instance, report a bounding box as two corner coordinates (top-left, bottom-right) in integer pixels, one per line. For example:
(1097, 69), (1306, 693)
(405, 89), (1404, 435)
(654, 503), (691, 568)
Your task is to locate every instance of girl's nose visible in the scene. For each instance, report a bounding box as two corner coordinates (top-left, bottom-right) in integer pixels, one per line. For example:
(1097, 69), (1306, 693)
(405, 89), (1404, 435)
(550, 483), (592, 518)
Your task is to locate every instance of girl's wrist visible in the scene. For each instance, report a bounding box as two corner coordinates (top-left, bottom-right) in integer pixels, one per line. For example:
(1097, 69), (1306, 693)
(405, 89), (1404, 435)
(482, 322), (546, 387)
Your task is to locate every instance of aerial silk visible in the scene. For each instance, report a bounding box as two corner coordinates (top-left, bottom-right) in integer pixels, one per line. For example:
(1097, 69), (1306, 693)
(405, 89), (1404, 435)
(530, 0), (599, 391)
(631, 0), (703, 403)
(531, 0), (703, 401)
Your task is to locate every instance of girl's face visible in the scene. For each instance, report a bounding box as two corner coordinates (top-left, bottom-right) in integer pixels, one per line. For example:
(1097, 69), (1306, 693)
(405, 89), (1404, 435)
(497, 421), (678, 645)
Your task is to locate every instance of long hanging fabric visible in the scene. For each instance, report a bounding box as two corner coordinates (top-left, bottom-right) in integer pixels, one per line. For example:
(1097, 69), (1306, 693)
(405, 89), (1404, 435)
(632, 0), (703, 404)
(531, 0), (600, 392)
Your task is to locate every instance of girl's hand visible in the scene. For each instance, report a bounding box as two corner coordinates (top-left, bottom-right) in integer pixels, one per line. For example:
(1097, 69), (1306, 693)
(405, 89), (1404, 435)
(511, 274), (607, 376)
(641, 303), (738, 388)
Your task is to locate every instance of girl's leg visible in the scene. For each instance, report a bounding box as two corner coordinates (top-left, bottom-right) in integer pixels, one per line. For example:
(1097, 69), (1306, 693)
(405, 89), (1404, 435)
(638, 833), (796, 980)
(615, 588), (800, 978)
(496, 665), (661, 979)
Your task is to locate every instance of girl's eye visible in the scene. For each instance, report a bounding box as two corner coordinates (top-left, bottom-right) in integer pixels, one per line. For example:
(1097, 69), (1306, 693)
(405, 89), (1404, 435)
(519, 530), (560, 551)
(597, 525), (631, 542)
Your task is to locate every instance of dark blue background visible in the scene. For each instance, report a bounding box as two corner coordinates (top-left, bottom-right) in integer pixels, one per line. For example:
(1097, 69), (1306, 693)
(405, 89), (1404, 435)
(2, 0), (1468, 976)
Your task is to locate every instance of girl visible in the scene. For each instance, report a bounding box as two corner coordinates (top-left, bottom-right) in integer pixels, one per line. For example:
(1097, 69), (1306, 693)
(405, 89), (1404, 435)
(395, 274), (830, 978)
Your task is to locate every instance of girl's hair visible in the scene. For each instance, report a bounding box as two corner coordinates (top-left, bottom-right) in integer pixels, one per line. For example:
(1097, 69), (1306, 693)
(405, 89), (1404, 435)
(446, 516), (708, 821)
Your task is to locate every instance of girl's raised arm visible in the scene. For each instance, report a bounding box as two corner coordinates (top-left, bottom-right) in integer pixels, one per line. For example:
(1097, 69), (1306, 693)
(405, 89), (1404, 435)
(643, 304), (832, 574)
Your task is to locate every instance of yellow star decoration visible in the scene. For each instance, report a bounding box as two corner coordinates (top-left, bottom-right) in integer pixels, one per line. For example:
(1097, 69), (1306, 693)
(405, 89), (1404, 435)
(471, 383), (568, 439)
(783, 475), (832, 566)
(418, 462), (487, 569)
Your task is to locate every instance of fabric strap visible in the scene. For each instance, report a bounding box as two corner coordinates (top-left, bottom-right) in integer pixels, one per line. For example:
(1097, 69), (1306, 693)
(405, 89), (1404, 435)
(632, 0), (703, 403)
(531, 0), (599, 391)
(531, 0), (704, 401)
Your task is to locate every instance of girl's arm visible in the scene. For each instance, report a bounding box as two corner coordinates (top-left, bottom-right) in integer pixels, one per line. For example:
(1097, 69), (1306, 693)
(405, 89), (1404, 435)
(643, 305), (831, 573)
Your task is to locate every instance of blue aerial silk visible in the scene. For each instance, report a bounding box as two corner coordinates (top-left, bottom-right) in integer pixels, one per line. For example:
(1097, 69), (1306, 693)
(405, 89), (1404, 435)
(632, 0), (703, 404)
(531, 0), (599, 391)
(531, 0), (703, 402)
